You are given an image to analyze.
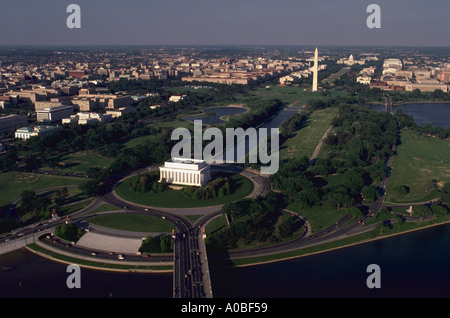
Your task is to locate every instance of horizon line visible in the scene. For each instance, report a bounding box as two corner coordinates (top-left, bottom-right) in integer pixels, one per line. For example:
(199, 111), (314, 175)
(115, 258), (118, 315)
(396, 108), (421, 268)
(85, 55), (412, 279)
(1, 44), (450, 49)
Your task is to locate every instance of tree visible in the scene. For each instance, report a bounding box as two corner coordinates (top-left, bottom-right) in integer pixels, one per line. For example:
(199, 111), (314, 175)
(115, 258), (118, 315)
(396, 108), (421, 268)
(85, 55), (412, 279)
(361, 185), (378, 203)
(54, 223), (84, 242)
(442, 182), (450, 195)
(393, 185), (409, 196)
(79, 180), (102, 197)
(54, 187), (69, 206)
(20, 190), (37, 215)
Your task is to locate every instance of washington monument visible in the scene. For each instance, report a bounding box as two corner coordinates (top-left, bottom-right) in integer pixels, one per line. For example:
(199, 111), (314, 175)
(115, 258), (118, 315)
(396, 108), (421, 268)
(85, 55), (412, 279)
(312, 47), (318, 92)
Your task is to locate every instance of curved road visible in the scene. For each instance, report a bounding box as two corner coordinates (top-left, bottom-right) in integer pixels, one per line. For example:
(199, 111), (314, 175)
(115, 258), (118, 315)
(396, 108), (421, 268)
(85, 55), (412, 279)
(2, 146), (423, 298)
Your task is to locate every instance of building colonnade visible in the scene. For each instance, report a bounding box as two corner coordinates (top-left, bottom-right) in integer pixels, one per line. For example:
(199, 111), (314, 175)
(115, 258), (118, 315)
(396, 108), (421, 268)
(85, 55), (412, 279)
(159, 169), (203, 186)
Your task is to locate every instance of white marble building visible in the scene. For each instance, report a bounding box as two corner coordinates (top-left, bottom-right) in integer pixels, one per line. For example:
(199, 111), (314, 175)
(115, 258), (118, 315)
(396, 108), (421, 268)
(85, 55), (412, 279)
(159, 157), (211, 186)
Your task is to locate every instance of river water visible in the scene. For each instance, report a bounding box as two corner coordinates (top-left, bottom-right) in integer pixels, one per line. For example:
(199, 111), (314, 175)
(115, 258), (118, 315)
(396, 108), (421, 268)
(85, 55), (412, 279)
(1, 104), (449, 298)
(366, 102), (450, 128)
(184, 106), (248, 125)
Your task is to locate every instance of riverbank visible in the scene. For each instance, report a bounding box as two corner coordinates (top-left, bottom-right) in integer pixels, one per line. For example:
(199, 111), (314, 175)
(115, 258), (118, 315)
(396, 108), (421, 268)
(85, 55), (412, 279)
(367, 100), (450, 107)
(24, 242), (173, 273)
(10, 212), (450, 275)
(211, 217), (450, 268)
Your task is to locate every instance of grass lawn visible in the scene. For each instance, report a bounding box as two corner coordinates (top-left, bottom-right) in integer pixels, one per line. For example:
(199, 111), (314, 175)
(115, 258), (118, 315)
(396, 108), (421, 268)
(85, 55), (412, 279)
(323, 67), (350, 84)
(48, 150), (114, 173)
(233, 86), (319, 106)
(280, 107), (338, 161)
(88, 213), (174, 232)
(384, 129), (450, 204)
(205, 214), (228, 235)
(0, 171), (87, 206)
(122, 134), (162, 149)
(86, 203), (119, 215)
(286, 201), (360, 234)
(228, 85), (347, 108)
(116, 173), (254, 208)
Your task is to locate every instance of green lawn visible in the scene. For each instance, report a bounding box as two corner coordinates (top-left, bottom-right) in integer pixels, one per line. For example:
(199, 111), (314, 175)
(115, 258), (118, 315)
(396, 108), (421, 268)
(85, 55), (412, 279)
(205, 214), (228, 235)
(88, 213), (174, 232)
(48, 150), (114, 173)
(252, 85), (348, 105)
(116, 173), (254, 208)
(323, 67), (350, 84)
(233, 86), (324, 106)
(122, 134), (161, 149)
(0, 172), (87, 206)
(86, 203), (119, 215)
(286, 201), (360, 234)
(280, 107), (338, 161)
(385, 129), (450, 203)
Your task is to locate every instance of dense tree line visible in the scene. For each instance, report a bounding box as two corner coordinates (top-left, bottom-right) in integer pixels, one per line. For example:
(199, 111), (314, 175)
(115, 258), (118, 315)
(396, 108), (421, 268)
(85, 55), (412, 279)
(129, 173), (168, 193)
(270, 104), (398, 212)
(224, 98), (283, 130)
(140, 235), (174, 253)
(206, 192), (301, 250)
(54, 223), (85, 242)
(19, 190), (52, 218)
(183, 176), (233, 201)
(279, 111), (310, 142)
(327, 105), (398, 165)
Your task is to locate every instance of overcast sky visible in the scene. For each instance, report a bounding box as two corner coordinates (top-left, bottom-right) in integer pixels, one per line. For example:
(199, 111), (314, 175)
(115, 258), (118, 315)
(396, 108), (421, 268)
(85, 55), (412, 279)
(0, 0), (449, 47)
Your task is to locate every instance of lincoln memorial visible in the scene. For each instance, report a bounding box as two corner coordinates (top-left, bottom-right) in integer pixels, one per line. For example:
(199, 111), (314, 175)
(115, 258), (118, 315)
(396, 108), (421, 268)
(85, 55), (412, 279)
(159, 157), (211, 187)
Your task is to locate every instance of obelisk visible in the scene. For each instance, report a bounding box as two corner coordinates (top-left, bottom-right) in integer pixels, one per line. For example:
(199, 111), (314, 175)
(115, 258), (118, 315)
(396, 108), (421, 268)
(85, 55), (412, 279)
(312, 47), (318, 92)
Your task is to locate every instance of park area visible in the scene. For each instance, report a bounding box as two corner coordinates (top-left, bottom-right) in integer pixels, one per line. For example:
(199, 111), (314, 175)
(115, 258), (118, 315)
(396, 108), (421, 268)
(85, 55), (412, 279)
(0, 171), (86, 207)
(115, 173), (254, 208)
(385, 129), (450, 204)
(279, 107), (338, 161)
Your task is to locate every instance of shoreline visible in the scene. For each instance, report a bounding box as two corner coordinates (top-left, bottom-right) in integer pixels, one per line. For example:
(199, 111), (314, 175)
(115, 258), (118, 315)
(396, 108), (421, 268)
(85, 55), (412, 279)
(366, 100), (450, 107)
(25, 216), (450, 273)
(24, 244), (173, 274)
(221, 218), (450, 268)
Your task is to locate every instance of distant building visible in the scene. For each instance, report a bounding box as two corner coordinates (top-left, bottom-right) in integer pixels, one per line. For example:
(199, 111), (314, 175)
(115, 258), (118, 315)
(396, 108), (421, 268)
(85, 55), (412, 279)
(150, 103), (167, 110)
(62, 112), (113, 125)
(405, 83), (448, 92)
(36, 105), (74, 123)
(337, 54), (366, 66)
(15, 125), (62, 140)
(169, 95), (187, 102)
(73, 93), (132, 110)
(383, 58), (403, 70)
(0, 114), (28, 134)
(105, 107), (137, 118)
(370, 81), (404, 91)
(68, 70), (85, 80)
(437, 71), (450, 83)
(159, 158), (211, 187)
(356, 76), (372, 85)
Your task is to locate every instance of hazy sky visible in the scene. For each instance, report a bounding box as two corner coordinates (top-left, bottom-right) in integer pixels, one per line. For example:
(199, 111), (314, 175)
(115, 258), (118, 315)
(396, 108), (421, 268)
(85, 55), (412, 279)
(1, 0), (449, 47)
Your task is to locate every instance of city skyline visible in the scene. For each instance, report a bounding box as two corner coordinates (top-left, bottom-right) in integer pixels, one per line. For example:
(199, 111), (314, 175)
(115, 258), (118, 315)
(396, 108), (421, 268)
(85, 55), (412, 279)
(1, 0), (450, 47)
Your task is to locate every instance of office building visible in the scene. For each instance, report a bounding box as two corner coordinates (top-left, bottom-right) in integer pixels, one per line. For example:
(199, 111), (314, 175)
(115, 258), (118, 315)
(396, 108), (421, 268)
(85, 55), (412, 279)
(36, 105), (74, 123)
(15, 125), (62, 140)
(0, 114), (28, 134)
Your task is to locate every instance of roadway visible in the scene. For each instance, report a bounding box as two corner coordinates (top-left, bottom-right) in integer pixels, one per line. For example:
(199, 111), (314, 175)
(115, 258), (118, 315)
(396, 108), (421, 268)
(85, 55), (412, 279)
(0, 147), (409, 299)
